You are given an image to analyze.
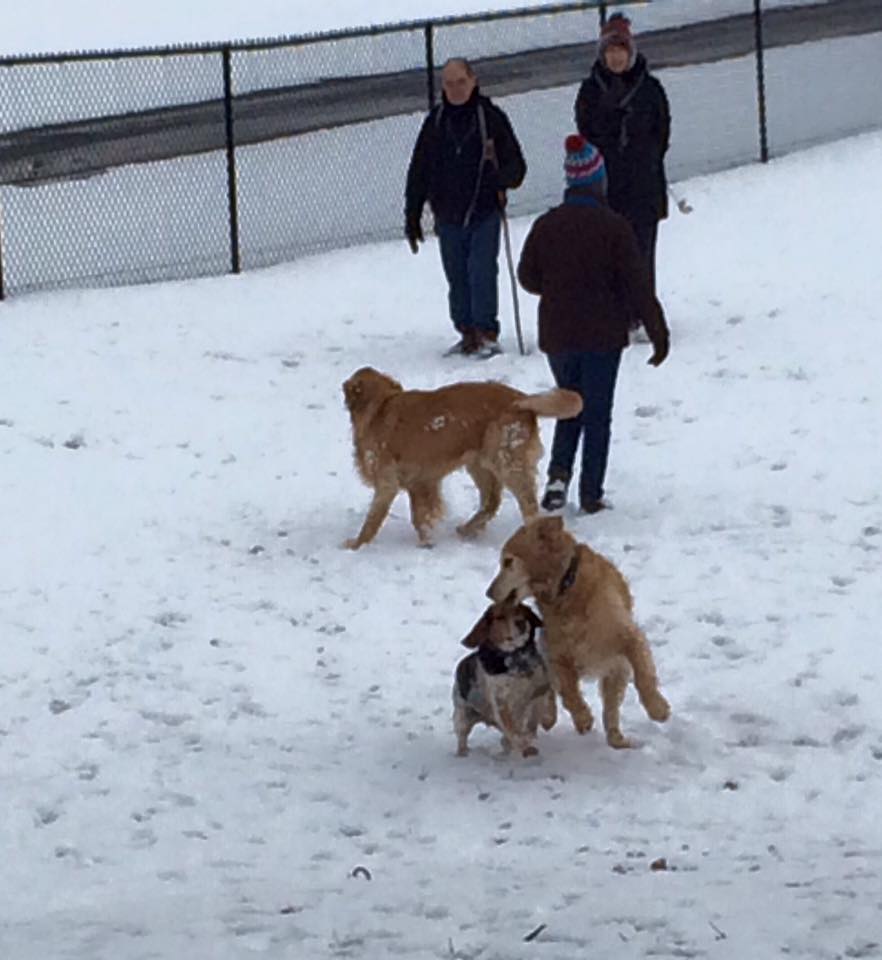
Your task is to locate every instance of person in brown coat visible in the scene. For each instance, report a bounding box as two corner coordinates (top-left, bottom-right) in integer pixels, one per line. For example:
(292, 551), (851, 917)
(517, 134), (669, 514)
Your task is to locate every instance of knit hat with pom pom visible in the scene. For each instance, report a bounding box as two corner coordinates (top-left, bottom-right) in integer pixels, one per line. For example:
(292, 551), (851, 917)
(598, 12), (637, 68)
(564, 134), (607, 192)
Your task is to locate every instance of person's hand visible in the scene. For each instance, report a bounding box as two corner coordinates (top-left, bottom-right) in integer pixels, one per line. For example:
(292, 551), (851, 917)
(647, 336), (669, 367)
(405, 216), (424, 254)
(497, 190), (508, 210)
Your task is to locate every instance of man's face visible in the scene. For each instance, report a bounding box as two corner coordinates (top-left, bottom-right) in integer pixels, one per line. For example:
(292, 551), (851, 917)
(603, 43), (631, 74)
(442, 63), (477, 105)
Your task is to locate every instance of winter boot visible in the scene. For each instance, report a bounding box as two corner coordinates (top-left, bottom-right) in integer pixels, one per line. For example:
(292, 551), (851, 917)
(474, 333), (502, 359)
(443, 328), (480, 357)
(541, 477), (569, 512)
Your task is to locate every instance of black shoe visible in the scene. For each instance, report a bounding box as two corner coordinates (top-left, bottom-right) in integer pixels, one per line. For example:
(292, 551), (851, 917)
(580, 498), (607, 515)
(541, 479), (568, 512)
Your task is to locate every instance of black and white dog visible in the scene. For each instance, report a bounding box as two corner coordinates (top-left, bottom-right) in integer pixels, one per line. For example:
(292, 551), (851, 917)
(452, 601), (556, 757)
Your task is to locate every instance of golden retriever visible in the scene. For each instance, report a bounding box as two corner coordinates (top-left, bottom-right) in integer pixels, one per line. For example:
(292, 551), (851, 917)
(342, 367), (582, 549)
(486, 516), (670, 748)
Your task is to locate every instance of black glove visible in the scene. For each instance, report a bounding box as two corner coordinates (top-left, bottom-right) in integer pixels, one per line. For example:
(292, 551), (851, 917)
(647, 334), (669, 368)
(405, 215), (424, 254)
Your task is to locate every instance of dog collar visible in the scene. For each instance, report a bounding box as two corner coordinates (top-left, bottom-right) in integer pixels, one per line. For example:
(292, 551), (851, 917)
(477, 635), (540, 676)
(558, 552), (580, 596)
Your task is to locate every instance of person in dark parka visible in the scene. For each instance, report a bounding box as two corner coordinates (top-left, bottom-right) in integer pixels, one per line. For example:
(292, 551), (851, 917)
(517, 135), (669, 515)
(405, 58), (527, 359)
(575, 13), (670, 299)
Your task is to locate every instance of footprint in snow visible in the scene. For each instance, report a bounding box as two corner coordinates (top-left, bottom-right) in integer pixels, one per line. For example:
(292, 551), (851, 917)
(832, 725), (865, 745)
(770, 505), (791, 528)
(634, 404), (661, 418)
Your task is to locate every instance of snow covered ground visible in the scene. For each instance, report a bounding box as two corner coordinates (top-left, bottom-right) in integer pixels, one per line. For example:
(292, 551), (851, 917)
(2, 0), (830, 56)
(2, 128), (881, 958)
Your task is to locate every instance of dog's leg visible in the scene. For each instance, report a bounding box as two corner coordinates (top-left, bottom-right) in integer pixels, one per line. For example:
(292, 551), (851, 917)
(457, 464), (502, 539)
(500, 427), (541, 522)
(600, 663), (633, 749)
(521, 702), (543, 757)
(539, 690), (557, 731)
(553, 658), (593, 734)
(623, 626), (671, 723)
(453, 703), (476, 757)
(504, 469), (540, 524)
(407, 481), (445, 547)
(489, 692), (535, 757)
(344, 482), (398, 549)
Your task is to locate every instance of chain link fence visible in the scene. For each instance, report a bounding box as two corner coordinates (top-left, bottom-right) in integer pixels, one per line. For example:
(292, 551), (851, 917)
(1, 0), (882, 299)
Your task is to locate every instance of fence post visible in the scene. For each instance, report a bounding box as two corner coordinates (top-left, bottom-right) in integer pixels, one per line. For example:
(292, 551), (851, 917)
(0, 215), (5, 301)
(424, 24), (436, 109)
(753, 0), (770, 163)
(599, 1), (608, 28)
(221, 46), (242, 274)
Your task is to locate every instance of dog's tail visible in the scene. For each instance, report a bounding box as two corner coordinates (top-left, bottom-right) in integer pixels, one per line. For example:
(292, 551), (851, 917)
(514, 388), (582, 420)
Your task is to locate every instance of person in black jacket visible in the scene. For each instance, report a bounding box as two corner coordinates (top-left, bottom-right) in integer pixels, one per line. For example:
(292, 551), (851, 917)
(405, 58), (527, 358)
(575, 14), (670, 300)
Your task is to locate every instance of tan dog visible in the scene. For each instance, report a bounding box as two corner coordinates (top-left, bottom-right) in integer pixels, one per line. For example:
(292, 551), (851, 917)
(486, 516), (670, 748)
(453, 601), (556, 758)
(342, 367), (582, 549)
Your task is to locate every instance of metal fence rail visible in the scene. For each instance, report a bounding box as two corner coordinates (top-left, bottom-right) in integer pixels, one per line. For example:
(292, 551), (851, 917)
(1, 0), (881, 299)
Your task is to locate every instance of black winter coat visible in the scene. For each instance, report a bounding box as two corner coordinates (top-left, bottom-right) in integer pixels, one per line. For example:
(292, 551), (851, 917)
(518, 191), (669, 356)
(405, 88), (526, 227)
(575, 54), (670, 224)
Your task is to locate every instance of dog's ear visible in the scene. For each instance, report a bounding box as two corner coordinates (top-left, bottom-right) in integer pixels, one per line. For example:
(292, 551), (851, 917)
(342, 368), (374, 413)
(461, 609), (492, 648)
(342, 371), (362, 410)
(520, 604), (543, 631)
(343, 367), (402, 414)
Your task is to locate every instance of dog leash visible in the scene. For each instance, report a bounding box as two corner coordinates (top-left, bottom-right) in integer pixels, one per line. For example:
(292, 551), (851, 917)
(475, 104), (526, 357)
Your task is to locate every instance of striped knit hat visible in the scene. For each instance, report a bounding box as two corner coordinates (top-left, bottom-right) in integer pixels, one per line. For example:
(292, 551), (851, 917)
(564, 134), (607, 192)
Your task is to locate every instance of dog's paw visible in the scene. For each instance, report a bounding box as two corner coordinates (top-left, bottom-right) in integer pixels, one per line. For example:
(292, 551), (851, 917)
(455, 522), (481, 540)
(456, 745), (469, 757)
(521, 744), (539, 758)
(342, 537), (362, 550)
(606, 729), (634, 749)
(572, 710), (594, 735)
(646, 693), (671, 723)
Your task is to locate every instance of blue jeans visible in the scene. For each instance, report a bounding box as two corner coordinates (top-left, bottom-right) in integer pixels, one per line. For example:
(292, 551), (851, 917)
(436, 211), (501, 338)
(546, 349), (623, 503)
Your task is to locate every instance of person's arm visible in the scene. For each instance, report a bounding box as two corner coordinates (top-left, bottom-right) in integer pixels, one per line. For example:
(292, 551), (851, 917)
(616, 223), (669, 365)
(574, 78), (592, 139)
(517, 223), (543, 295)
(654, 77), (671, 156)
(404, 113), (434, 252)
(490, 107), (526, 192)
(405, 113), (434, 223)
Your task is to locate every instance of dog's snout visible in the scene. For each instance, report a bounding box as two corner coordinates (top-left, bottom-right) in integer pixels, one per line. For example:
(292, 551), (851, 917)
(487, 571), (522, 604)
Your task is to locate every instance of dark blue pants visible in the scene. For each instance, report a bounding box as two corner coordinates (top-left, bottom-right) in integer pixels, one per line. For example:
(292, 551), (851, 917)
(436, 211), (501, 338)
(546, 349), (623, 504)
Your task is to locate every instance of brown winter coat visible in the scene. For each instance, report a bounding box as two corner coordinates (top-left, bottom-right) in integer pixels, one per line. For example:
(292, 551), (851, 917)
(517, 194), (669, 356)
